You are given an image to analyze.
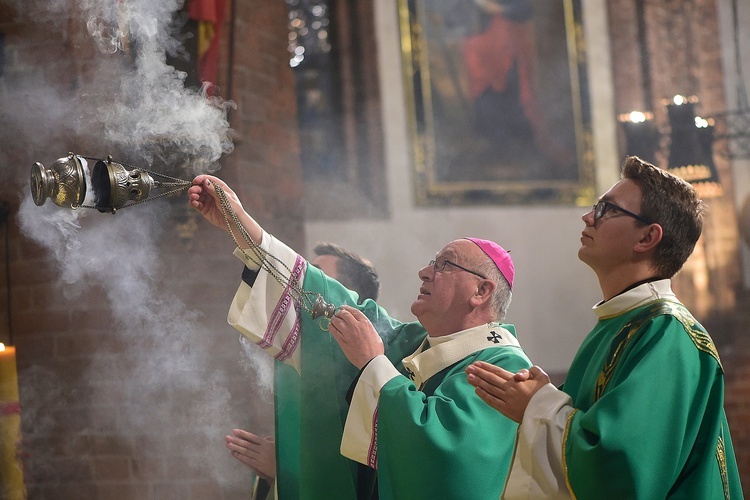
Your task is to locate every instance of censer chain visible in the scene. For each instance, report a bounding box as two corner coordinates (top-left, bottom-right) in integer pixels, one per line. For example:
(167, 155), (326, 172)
(213, 183), (323, 318)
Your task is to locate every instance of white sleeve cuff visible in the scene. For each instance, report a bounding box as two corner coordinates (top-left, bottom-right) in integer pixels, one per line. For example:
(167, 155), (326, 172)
(232, 229), (268, 270)
(227, 230), (304, 372)
(503, 384), (575, 499)
(340, 355), (401, 465)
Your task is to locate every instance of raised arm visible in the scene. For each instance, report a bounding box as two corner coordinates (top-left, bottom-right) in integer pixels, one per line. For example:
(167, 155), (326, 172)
(189, 175), (262, 248)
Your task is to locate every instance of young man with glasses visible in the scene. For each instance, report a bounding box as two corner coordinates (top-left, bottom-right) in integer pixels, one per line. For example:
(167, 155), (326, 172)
(466, 156), (743, 498)
(189, 177), (532, 499)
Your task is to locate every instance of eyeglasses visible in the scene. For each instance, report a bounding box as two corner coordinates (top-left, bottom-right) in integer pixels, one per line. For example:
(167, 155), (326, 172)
(592, 200), (653, 225)
(429, 256), (487, 279)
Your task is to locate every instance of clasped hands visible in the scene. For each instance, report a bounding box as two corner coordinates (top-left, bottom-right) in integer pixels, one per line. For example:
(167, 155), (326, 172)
(327, 305), (385, 370)
(466, 362), (551, 423)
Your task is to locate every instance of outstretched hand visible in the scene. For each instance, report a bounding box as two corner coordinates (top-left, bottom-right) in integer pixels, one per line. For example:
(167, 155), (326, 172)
(466, 362), (550, 423)
(188, 175), (237, 229)
(327, 305), (384, 369)
(225, 429), (276, 482)
(188, 175), (262, 245)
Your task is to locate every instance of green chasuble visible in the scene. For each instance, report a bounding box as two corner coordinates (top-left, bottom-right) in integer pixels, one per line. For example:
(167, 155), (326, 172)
(274, 265), (427, 499)
(375, 344), (532, 499)
(274, 361), (301, 498)
(230, 233), (532, 500)
(561, 299), (743, 499)
(277, 266), (532, 500)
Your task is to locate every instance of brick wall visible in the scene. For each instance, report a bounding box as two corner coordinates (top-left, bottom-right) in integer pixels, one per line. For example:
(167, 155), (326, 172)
(723, 290), (750, 487)
(0, 0), (301, 498)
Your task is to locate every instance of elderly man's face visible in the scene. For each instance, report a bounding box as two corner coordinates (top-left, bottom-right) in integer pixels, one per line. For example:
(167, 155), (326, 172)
(410, 239), (486, 336)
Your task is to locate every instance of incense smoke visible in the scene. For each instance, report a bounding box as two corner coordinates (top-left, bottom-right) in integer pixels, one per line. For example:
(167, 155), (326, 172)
(3, 0), (259, 492)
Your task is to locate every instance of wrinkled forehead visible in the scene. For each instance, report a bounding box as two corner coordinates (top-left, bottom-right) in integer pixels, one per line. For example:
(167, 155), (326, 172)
(435, 239), (479, 261)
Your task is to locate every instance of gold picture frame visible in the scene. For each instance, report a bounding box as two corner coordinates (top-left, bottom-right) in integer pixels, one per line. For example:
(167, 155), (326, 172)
(399, 0), (595, 206)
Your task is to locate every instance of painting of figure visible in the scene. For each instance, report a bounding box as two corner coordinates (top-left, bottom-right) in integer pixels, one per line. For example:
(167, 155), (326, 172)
(401, 0), (592, 204)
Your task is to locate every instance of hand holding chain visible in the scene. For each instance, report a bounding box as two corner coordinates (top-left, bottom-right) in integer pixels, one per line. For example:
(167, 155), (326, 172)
(212, 182), (338, 327)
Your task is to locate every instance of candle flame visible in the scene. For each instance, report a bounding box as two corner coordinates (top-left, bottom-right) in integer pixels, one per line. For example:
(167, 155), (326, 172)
(0, 342), (5, 352)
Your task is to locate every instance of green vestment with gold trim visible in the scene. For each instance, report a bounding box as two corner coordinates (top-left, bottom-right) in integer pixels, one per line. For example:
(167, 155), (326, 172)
(561, 300), (743, 499)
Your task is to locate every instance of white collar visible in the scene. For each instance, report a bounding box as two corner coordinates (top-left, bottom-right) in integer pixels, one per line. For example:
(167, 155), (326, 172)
(594, 279), (680, 319)
(403, 323), (519, 388)
(426, 323), (502, 347)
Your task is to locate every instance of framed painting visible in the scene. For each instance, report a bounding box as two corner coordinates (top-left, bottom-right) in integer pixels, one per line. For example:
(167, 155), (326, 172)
(398, 0), (595, 205)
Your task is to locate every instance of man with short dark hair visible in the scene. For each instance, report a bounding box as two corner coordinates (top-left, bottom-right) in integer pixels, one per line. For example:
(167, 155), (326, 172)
(466, 156), (743, 499)
(311, 242), (380, 303)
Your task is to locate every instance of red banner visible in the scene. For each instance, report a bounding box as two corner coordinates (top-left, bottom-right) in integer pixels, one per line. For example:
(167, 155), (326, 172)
(188, 0), (227, 94)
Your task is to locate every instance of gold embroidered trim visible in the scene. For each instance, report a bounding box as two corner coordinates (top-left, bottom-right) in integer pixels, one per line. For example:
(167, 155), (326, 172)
(562, 409), (579, 500)
(594, 300), (721, 402)
(716, 434), (730, 500)
(670, 305), (722, 370)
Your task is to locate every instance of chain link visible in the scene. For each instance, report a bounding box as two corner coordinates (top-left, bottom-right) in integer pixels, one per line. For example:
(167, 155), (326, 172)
(67, 153), (333, 320)
(212, 183), (322, 318)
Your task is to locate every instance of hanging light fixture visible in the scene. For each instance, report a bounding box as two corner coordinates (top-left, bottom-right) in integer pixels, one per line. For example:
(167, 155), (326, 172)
(618, 110), (659, 165)
(665, 95), (723, 198)
(618, 96), (723, 198)
(617, 0), (745, 198)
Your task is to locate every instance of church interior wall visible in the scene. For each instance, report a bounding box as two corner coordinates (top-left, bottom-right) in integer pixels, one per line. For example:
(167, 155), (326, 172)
(0, 0), (747, 496)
